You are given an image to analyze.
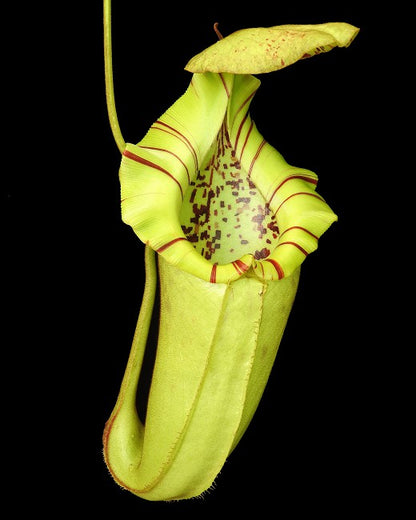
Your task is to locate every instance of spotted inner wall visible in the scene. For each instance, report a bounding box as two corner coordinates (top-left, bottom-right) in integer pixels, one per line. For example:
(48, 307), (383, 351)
(180, 123), (279, 265)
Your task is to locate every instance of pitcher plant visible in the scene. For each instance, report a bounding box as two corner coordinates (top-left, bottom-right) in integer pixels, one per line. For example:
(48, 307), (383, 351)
(102, 0), (359, 501)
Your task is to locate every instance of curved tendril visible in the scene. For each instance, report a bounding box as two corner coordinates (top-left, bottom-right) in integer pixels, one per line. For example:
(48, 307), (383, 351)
(104, 0), (125, 153)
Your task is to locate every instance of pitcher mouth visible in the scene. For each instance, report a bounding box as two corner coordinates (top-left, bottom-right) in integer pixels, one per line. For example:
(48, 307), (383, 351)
(178, 119), (326, 283)
(120, 73), (337, 284)
(180, 122), (279, 266)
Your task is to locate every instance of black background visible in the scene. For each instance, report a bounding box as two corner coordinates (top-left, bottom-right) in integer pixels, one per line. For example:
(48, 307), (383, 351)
(6, 1), (405, 516)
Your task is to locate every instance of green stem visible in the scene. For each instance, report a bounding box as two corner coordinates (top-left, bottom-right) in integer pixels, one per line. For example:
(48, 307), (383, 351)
(103, 1), (157, 387)
(130, 245), (158, 375)
(114, 245), (157, 414)
(103, 0), (125, 153)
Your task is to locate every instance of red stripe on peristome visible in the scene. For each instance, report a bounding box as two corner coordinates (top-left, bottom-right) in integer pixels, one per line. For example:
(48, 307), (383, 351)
(232, 259), (250, 275)
(219, 73), (230, 98)
(210, 264), (218, 283)
(248, 139), (266, 177)
(234, 112), (248, 154)
(279, 226), (319, 240)
(156, 237), (187, 253)
(265, 258), (284, 279)
(277, 241), (309, 256)
(239, 120), (253, 162)
(153, 120), (198, 169)
(231, 90), (256, 131)
(268, 175), (318, 206)
(274, 192), (324, 216)
(139, 145), (191, 184)
(123, 149), (184, 199)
